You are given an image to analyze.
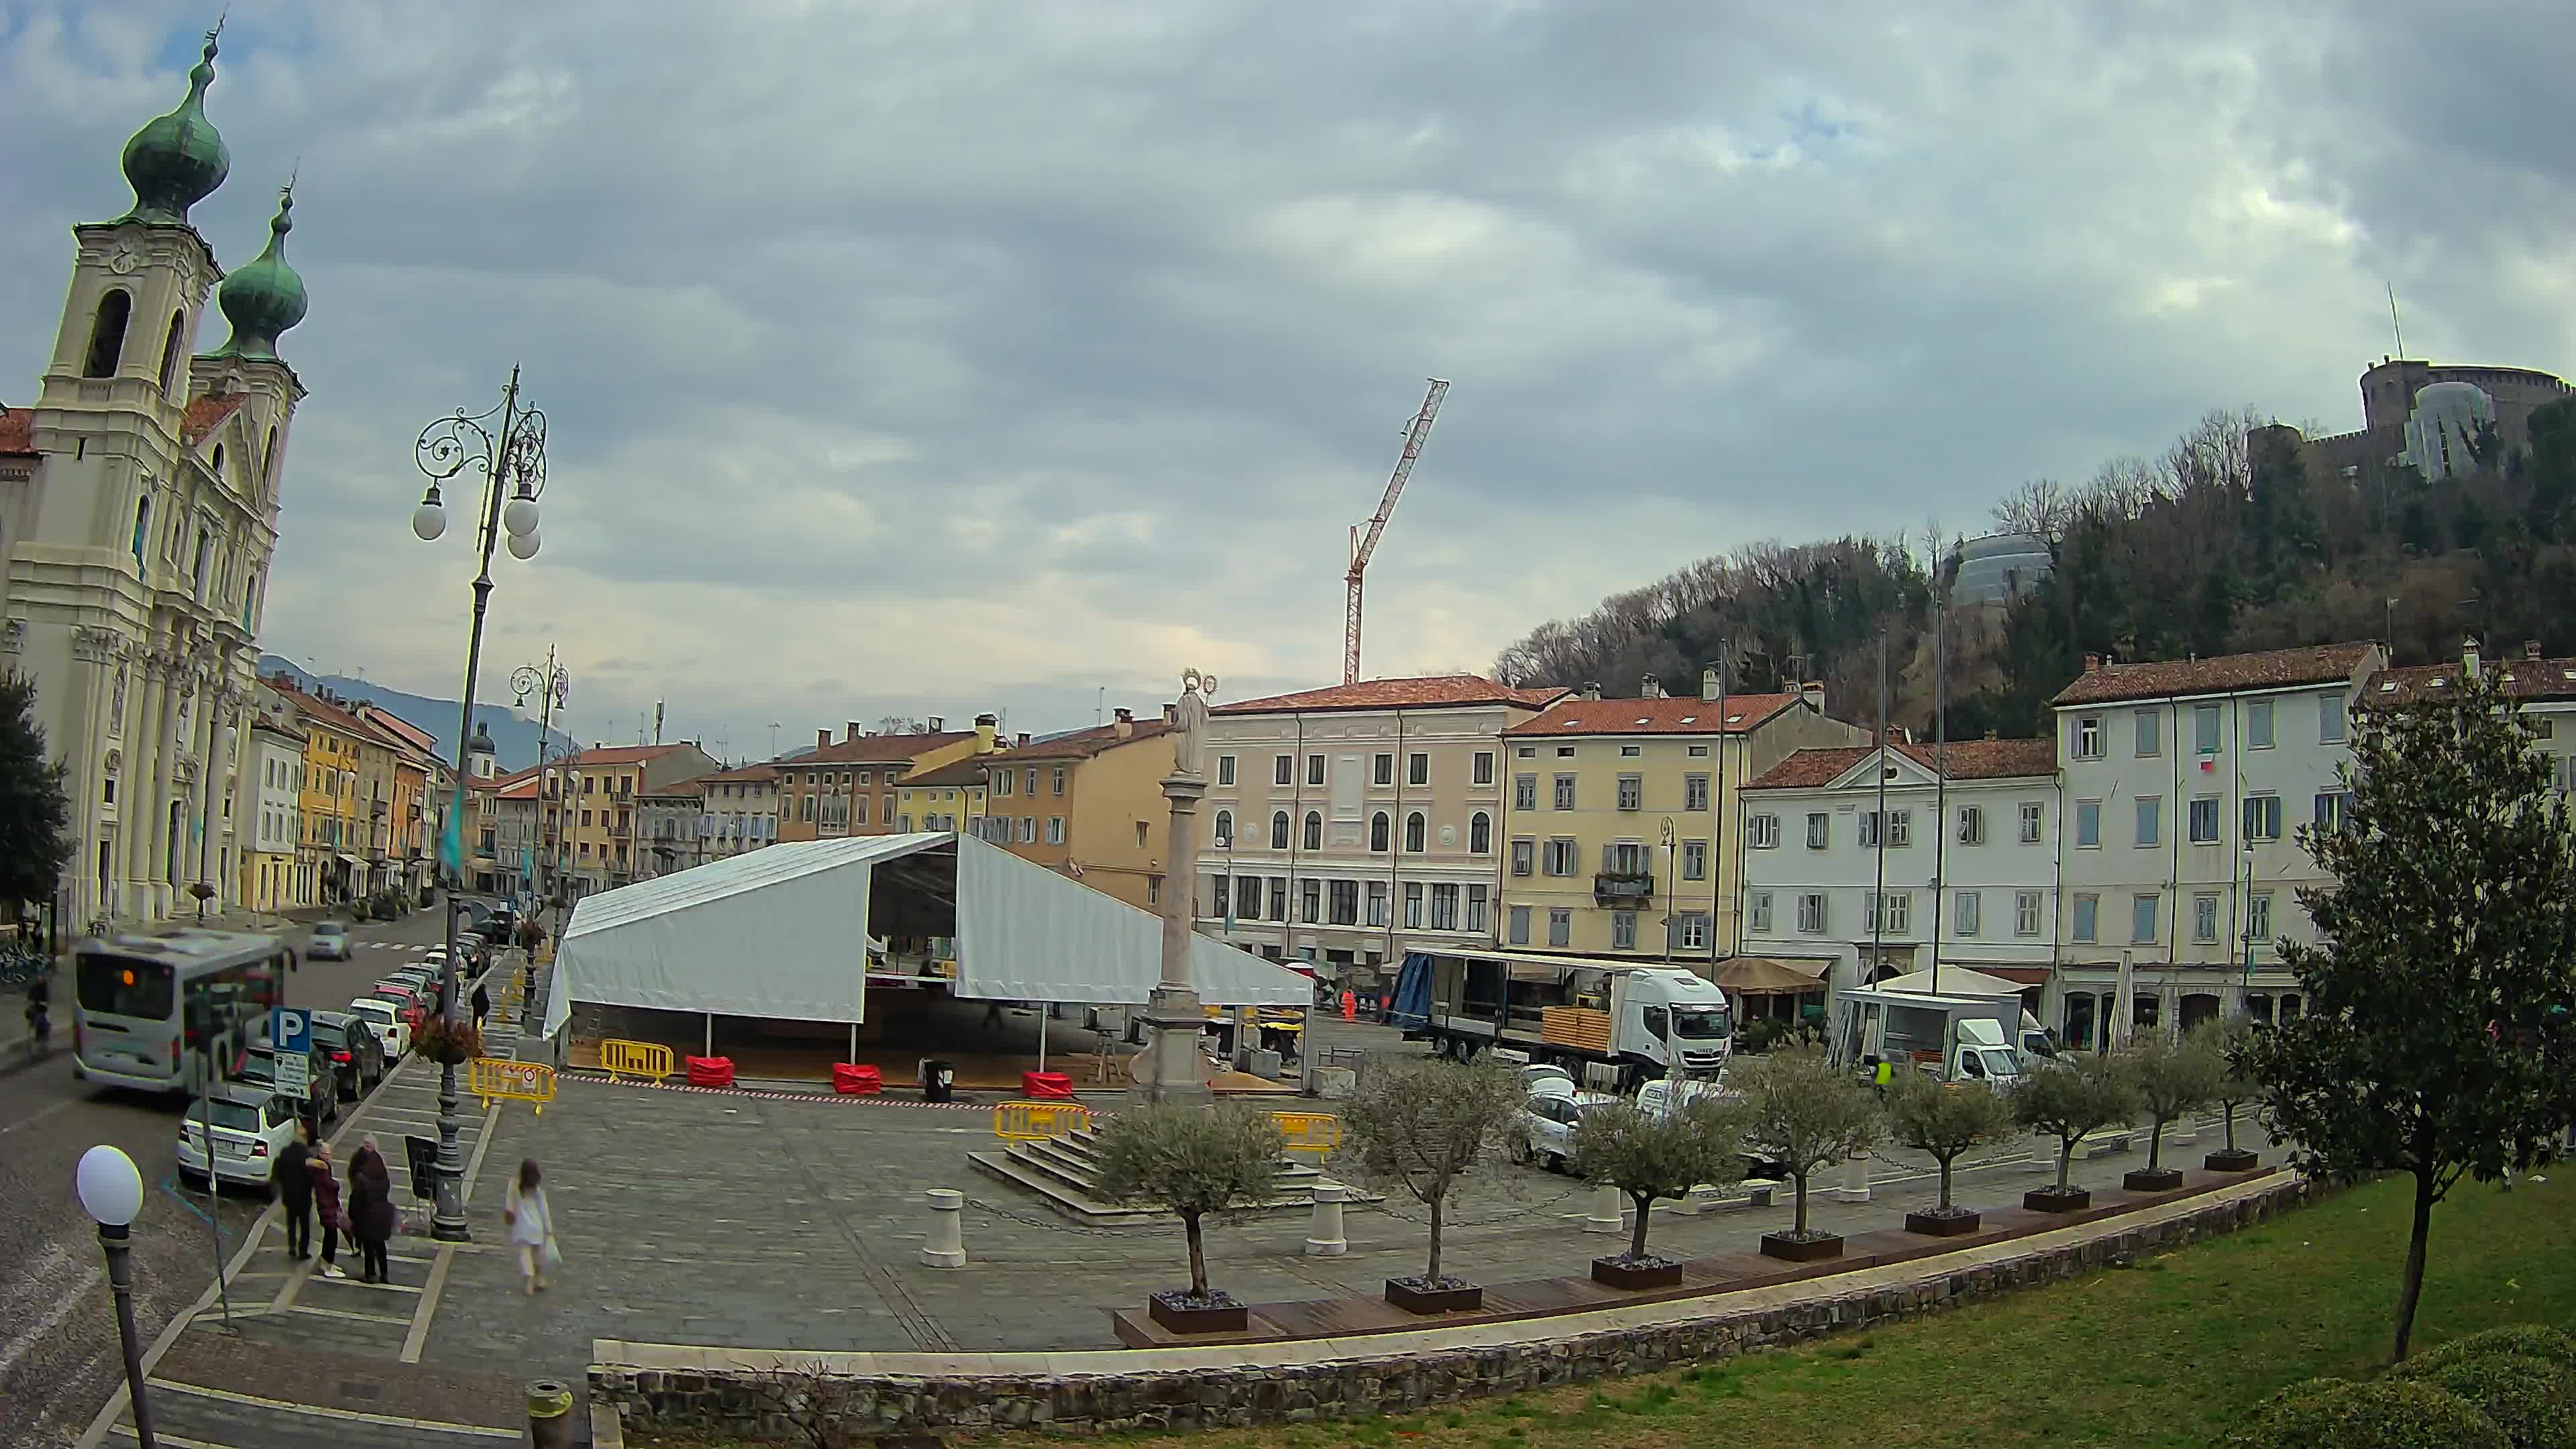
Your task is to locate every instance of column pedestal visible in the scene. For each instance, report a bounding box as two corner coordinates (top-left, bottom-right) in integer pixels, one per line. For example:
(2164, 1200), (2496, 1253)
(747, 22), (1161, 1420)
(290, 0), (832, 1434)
(1133, 986), (1214, 1105)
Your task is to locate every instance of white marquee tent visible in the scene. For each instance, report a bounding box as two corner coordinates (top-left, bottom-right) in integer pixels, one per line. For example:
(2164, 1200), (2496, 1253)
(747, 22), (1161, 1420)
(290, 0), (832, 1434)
(541, 832), (1309, 1040)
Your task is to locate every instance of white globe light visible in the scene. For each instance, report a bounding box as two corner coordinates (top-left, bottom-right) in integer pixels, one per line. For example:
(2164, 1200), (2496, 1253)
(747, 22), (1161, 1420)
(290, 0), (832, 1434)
(76, 1144), (144, 1227)
(506, 527), (541, 561)
(411, 500), (447, 542)
(502, 494), (540, 538)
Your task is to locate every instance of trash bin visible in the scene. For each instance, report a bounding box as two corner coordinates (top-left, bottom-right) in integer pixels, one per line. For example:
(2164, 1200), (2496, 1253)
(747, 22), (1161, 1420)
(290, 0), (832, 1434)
(920, 1058), (955, 1103)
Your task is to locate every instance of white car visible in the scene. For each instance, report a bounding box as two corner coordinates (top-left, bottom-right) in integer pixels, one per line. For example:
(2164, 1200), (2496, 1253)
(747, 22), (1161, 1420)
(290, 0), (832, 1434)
(1520, 1063), (1576, 1096)
(307, 920), (351, 960)
(345, 996), (412, 1060)
(1509, 1079), (1617, 1172)
(178, 1083), (303, 1191)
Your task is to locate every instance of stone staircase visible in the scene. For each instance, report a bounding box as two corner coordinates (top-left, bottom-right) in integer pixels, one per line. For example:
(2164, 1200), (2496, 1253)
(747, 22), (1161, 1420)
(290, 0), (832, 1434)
(968, 1124), (1370, 1226)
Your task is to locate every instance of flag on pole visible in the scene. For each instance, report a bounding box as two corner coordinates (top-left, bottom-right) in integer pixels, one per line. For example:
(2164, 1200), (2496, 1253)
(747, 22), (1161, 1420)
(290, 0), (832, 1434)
(439, 785), (466, 879)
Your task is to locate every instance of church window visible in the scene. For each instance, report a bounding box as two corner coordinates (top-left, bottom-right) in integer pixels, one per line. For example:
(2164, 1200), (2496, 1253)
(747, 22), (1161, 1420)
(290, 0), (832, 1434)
(158, 310), (186, 394)
(131, 496), (151, 570)
(85, 290), (132, 378)
(211, 444), (225, 482)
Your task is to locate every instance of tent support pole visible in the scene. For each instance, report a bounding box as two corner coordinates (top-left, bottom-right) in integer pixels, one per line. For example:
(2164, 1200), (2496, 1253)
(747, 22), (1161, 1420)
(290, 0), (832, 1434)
(849, 1022), (857, 1063)
(704, 1013), (712, 1057)
(1037, 1006), (1049, 1075)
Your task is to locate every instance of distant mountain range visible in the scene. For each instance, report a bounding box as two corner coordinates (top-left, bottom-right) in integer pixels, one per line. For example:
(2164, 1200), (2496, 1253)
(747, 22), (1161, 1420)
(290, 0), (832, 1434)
(256, 655), (576, 773)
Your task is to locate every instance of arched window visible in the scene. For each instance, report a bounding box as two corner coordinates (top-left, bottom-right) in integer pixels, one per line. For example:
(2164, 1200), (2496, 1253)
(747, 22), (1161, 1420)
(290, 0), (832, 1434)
(262, 425), (280, 492)
(1270, 810), (1290, 850)
(1405, 811), (1426, 853)
(130, 496), (151, 568)
(1370, 812), (1390, 853)
(85, 290), (133, 378)
(1212, 810), (1232, 848)
(158, 310), (186, 394)
(1470, 811), (1492, 854)
(211, 443), (226, 482)
(1303, 810), (1322, 851)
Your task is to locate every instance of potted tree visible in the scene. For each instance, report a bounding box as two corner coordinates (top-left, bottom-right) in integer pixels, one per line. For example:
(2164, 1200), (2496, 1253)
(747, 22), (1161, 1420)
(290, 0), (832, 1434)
(1571, 1093), (1751, 1287)
(2197, 1020), (2263, 1173)
(1093, 1102), (1285, 1334)
(2118, 1029), (2224, 1191)
(2012, 1055), (2137, 1212)
(1338, 1054), (1521, 1313)
(1733, 1046), (1883, 1262)
(1886, 1070), (2017, 1236)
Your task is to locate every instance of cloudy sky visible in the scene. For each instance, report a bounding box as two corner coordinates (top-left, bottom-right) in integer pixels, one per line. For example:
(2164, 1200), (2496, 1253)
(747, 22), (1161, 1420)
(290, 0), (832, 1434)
(5, 1), (2572, 757)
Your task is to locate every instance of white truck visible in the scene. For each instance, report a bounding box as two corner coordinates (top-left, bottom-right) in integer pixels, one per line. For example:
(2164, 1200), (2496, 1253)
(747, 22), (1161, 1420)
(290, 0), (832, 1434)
(1390, 949), (1734, 1089)
(1829, 983), (2045, 1089)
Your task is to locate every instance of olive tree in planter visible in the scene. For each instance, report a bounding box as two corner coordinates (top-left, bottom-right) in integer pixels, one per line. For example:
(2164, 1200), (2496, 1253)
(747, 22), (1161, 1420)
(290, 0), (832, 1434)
(1570, 1095), (1752, 1287)
(1733, 1047), (1882, 1262)
(2012, 1055), (2136, 1212)
(2116, 1030), (2226, 1191)
(1093, 1102), (1286, 1334)
(1885, 1071), (2017, 1236)
(1337, 1053), (1521, 1313)
(2196, 1020), (2263, 1173)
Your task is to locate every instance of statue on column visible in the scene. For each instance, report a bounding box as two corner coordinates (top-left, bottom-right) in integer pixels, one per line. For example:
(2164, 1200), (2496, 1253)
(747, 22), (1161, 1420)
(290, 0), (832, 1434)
(1171, 668), (1218, 778)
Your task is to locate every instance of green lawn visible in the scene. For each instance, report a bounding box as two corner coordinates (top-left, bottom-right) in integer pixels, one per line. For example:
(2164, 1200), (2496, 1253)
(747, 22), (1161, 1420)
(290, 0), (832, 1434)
(643, 1171), (2575, 1449)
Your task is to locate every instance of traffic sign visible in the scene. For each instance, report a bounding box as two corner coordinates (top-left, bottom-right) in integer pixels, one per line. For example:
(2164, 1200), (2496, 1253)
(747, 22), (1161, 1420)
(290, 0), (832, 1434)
(270, 1008), (312, 1097)
(274, 1050), (310, 1097)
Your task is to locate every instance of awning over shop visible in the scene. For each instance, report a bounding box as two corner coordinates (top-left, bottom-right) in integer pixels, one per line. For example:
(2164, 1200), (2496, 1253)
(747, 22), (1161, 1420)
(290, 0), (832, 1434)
(1713, 956), (1832, 995)
(334, 853), (362, 868)
(542, 832), (1309, 1040)
(1951, 963), (2051, 986)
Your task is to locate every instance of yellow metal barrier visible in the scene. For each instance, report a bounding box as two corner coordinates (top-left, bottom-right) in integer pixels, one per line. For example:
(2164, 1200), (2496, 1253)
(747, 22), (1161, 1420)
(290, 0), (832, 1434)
(993, 1099), (1095, 1142)
(598, 1038), (675, 1082)
(1270, 1111), (1342, 1156)
(469, 1057), (557, 1115)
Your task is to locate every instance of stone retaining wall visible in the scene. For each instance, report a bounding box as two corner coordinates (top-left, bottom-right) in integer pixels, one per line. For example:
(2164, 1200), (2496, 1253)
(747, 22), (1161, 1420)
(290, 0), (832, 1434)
(596, 1177), (2318, 1440)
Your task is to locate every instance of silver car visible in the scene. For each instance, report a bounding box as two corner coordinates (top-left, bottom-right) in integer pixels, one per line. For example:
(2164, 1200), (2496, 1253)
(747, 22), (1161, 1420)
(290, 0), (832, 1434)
(307, 921), (351, 960)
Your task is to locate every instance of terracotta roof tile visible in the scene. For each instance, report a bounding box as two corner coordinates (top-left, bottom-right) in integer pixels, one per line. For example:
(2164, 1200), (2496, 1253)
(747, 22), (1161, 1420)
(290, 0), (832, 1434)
(1216, 675), (1567, 716)
(181, 393), (249, 446)
(0, 407), (34, 457)
(260, 676), (373, 739)
(639, 779), (706, 798)
(1746, 738), (2057, 791)
(2369, 653), (2576, 705)
(696, 763), (782, 784)
(1503, 693), (1804, 737)
(985, 718), (1173, 762)
(902, 757), (991, 790)
(788, 731), (977, 765)
(567, 743), (692, 767)
(2050, 643), (2379, 706)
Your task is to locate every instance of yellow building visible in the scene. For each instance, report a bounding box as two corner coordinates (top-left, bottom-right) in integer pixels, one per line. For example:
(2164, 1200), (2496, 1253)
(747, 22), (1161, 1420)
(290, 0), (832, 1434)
(1497, 675), (1863, 961)
(902, 709), (1180, 910)
(264, 678), (367, 905)
(776, 714), (999, 842)
(893, 764), (988, 835)
(552, 741), (721, 899)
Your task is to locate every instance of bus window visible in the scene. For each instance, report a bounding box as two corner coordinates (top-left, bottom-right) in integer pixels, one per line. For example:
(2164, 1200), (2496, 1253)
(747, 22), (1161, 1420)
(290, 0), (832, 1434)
(78, 957), (174, 1020)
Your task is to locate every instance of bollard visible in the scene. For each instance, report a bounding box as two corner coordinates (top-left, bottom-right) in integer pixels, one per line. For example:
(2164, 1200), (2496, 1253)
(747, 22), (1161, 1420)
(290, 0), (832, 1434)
(1583, 1183), (1625, 1234)
(1831, 1149), (1872, 1203)
(2169, 1115), (2198, 1147)
(1304, 1181), (1349, 1256)
(920, 1189), (967, 1268)
(527, 1379), (575, 1449)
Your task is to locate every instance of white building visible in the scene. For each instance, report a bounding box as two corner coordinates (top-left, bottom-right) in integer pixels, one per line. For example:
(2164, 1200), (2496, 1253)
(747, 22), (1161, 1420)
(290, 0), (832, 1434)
(2370, 639), (2576, 787)
(1737, 738), (2061, 1010)
(694, 763), (782, 862)
(1, 32), (307, 926)
(235, 713), (303, 912)
(1199, 676), (1565, 996)
(2049, 642), (2383, 1048)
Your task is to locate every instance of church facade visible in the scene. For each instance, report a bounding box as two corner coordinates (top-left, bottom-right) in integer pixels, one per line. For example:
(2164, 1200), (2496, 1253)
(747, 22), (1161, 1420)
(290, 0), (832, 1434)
(0, 27), (309, 928)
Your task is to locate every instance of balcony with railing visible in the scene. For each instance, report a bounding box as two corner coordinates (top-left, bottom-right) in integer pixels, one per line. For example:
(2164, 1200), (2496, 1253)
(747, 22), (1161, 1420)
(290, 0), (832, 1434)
(1593, 871), (1654, 905)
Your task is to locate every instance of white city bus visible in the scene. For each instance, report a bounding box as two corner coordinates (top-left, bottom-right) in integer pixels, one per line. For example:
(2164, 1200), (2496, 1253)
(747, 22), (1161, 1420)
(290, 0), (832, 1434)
(72, 928), (292, 1095)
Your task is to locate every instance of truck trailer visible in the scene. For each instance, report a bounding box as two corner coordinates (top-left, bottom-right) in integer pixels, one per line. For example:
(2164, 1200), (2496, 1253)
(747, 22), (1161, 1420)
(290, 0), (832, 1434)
(1828, 983), (2042, 1089)
(1389, 948), (1734, 1088)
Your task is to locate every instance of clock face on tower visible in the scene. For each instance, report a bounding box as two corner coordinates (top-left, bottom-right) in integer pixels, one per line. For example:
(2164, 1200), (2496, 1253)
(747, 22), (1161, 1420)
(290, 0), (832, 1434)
(107, 241), (142, 276)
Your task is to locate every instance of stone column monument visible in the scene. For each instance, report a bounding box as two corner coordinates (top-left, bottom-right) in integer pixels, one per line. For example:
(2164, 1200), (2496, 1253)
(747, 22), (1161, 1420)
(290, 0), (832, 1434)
(1132, 669), (1218, 1104)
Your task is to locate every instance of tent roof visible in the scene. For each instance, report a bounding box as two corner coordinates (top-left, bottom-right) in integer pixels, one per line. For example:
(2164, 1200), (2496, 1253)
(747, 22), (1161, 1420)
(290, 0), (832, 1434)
(1866, 965), (2031, 998)
(1713, 956), (1831, 994)
(543, 832), (1307, 1037)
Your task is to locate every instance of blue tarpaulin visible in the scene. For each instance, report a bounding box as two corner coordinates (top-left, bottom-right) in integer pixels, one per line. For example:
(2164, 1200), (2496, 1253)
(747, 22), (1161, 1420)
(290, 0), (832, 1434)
(1389, 951), (1434, 1030)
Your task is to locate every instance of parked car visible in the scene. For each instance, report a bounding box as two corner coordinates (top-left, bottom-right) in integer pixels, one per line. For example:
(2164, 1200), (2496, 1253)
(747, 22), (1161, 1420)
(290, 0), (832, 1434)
(1509, 1079), (1615, 1171)
(345, 996), (411, 1061)
(177, 1083), (303, 1193)
(307, 920), (351, 961)
(384, 965), (436, 994)
(234, 1042), (339, 1127)
(1519, 1062), (1576, 1096)
(368, 981), (429, 1030)
(309, 1010), (386, 1095)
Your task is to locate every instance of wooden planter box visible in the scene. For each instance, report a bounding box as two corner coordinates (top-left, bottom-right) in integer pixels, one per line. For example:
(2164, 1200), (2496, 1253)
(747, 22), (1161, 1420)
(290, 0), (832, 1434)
(1591, 1256), (1684, 1290)
(2204, 1148), (2261, 1173)
(1146, 1291), (1248, 1335)
(1760, 1232), (1843, 1263)
(2023, 1186), (2092, 1213)
(1383, 1278), (1484, 1314)
(1905, 1209), (1982, 1237)
(2123, 1167), (2186, 1193)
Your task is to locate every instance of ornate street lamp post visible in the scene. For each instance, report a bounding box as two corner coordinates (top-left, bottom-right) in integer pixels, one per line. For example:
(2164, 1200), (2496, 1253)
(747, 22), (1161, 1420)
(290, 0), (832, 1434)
(411, 366), (548, 1242)
(512, 648), (570, 918)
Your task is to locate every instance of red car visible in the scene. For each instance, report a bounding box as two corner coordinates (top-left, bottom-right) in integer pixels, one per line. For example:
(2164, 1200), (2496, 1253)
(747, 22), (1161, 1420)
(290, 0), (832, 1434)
(368, 982), (429, 1030)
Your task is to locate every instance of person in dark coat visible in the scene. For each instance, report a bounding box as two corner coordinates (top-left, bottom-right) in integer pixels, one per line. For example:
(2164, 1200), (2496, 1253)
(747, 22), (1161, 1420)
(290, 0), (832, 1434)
(347, 1135), (396, 1283)
(274, 1124), (314, 1260)
(307, 1139), (347, 1278)
(470, 981), (491, 1033)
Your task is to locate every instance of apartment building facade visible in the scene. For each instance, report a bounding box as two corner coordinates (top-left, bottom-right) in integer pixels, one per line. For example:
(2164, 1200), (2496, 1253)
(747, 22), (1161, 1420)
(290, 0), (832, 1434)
(693, 763), (782, 861)
(2051, 642), (2383, 1049)
(1738, 738), (2061, 1003)
(239, 716), (304, 912)
(549, 741), (721, 897)
(973, 710), (1176, 911)
(775, 716), (996, 842)
(635, 780), (706, 879)
(1497, 674), (1862, 963)
(1198, 676), (1566, 994)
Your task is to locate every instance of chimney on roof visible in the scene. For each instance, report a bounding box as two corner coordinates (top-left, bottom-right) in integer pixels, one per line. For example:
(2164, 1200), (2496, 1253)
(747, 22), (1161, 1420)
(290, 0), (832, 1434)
(1016, 733), (1031, 747)
(1161, 703), (1177, 726)
(1985, 729), (1999, 741)
(1701, 667), (1721, 702)
(1581, 681), (1602, 701)
(975, 712), (998, 752)
(817, 729), (830, 750)
(2528, 640), (2545, 661)
(1641, 674), (1663, 698)
(2083, 653), (2102, 673)
(2463, 635), (2481, 680)
(926, 716), (945, 733)
(847, 721), (863, 742)
(1114, 707), (1135, 739)
(1801, 681), (1825, 712)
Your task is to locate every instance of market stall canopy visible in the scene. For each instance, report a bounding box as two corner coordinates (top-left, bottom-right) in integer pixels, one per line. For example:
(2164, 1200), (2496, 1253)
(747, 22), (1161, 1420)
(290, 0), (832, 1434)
(1713, 956), (1831, 995)
(542, 832), (1307, 1040)
(1868, 965), (2030, 998)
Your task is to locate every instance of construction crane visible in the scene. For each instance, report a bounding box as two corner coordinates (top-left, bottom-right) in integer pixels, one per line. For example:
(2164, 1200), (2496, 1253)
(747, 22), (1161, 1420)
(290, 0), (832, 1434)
(1344, 378), (1449, 685)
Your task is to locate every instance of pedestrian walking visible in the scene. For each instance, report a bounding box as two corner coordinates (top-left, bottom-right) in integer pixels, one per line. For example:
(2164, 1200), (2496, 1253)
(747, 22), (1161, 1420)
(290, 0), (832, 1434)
(307, 1139), (347, 1278)
(504, 1159), (559, 1295)
(348, 1136), (396, 1284)
(471, 980), (491, 1033)
(274, 1123), (314, 1260)
(23, 974), (50, 1053)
